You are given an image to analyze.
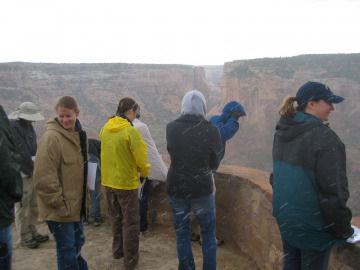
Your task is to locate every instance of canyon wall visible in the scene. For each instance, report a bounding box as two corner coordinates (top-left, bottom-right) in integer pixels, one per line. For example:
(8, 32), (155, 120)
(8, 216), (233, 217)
(0, 63), (213, 159)
(1, 55), (359, 214)
(219, 54), (360, 214)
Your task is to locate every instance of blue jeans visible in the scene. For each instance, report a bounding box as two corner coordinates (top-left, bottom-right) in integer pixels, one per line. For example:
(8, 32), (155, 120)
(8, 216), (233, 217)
(46, 220), (88, 270)
(168, 194), (217, 270)
(139, 179), (151, 232)
(90, 177), (101, 219)
(89, 154), (101, 219)
(0, 226), (12, 270)
(282, 238), (331, 270)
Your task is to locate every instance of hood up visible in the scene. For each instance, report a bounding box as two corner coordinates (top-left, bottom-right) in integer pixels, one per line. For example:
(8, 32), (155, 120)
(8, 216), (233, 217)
(103, 116), (131, 133)
(181, 90), (206, 117)
(219, 101), (246, 122)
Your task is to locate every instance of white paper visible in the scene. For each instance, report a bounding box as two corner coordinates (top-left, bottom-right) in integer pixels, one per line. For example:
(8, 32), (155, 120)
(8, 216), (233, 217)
(22, 156), (37, 177)
(138, 179), (146, 199)
(346, 225), (360, 244)
(87, 162), (97, 191)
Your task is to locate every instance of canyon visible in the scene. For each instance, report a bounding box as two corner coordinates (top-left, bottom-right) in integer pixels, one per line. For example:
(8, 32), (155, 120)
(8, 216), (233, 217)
(1, 53), (359, 214)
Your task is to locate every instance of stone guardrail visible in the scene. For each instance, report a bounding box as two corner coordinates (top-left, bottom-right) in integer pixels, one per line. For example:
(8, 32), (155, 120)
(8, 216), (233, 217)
(98, 165), (360, 269)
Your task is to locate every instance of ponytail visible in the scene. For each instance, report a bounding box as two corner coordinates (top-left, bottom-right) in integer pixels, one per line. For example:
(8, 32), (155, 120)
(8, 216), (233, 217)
(278, 96), (297, 117)
(109, 97), (139, 119)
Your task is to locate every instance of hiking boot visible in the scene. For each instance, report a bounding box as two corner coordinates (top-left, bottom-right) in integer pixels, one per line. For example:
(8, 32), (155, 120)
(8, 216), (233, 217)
(140, 226), (151, 235)
(33, 234), (49, 243)
(93, 217), (102, 227)
(216, 237), (225, 246)
(21, 239), (39, 249)
(191, 232), (200, 241)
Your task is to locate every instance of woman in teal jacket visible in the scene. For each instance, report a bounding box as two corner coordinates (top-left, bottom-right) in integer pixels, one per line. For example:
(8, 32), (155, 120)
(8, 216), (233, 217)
(272, 82), (353, 270)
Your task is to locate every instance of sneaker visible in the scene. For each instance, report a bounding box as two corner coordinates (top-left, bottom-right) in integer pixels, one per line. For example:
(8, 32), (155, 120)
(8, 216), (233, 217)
(21, 239), (39, 249)
(93, 217), (102, 227)
(216, 237), (225, 246)
(83, 219), (90, 226)
(140, 226), (151, 235)
(33, 234), (49, 243)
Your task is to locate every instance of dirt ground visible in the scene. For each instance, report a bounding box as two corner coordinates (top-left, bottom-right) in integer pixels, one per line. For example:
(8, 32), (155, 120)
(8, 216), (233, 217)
(11, 221), (259, 270)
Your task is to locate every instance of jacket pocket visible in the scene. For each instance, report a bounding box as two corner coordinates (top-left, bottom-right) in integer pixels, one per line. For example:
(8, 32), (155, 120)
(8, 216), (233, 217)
(57, 199), (75, 218)
(56, 201), (70, 217)
(63, 155), (79, 165)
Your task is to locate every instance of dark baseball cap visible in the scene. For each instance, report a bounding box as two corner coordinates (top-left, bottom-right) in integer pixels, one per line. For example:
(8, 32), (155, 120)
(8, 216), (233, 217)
(296, 81), (344, 105)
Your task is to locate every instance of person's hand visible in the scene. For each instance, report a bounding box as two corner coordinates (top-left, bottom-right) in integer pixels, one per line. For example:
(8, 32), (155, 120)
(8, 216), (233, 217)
(140, 177), (148, 184)
(230, 111), (244, 120)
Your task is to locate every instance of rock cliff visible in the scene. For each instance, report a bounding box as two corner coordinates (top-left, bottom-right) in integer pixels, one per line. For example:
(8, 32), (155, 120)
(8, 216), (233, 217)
(220, 54), (360, 214)
(1, 55), (359, 214)
(0, 63), (213, 160)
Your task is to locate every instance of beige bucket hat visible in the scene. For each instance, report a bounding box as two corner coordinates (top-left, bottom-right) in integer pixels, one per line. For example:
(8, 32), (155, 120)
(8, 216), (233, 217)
(8, 102), (45, 121)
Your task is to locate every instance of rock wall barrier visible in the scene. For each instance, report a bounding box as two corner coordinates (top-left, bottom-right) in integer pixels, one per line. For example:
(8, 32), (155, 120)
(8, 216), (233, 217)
(98, 165), (360, 269)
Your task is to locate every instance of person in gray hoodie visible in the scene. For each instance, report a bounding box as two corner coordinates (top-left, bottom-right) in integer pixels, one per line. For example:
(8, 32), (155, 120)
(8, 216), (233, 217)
(166, 90), (222, 270)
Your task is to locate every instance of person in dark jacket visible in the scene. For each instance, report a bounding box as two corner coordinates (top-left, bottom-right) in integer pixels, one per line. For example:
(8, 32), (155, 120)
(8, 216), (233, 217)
(192, 100), (245, 246)
(8, 102), (49, 249)
(84, 138), (102, 227)
(0, 105), (22, 270)
(271, 81), (354, 270)
(166, 90), (222, 270)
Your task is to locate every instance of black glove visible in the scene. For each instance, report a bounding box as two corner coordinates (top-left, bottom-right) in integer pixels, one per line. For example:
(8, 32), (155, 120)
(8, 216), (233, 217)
(230, 111), (244, 120)
(140, 177), (148, 184)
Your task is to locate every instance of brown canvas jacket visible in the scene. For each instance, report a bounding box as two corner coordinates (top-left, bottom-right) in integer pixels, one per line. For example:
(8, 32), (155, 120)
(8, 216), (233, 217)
(34, 118), (86, 222)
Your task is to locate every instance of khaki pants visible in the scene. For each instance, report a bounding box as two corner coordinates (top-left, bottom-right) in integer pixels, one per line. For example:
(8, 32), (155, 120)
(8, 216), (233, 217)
(14, 176), (39, 242)
(106, 186), (140, 270)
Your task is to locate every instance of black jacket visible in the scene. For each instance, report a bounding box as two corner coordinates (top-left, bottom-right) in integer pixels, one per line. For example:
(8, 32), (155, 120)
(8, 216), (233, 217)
(166, 114), (222, 198)
(0, 106), (22, 230)
(88, 138), (101, 158)
(10, 118), (37, 175)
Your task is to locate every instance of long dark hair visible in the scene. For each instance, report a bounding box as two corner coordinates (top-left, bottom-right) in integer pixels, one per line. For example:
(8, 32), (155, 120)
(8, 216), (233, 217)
(110, 97), (139, 119)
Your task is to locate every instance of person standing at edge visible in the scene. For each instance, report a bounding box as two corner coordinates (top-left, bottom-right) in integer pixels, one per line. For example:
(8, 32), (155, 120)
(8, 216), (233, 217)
(100, 97), (150, 270)
(0, 105), (23, 270)
(166, 90), (222, 270)
(33, 96), (88, 270)
(271, 81), (353, 270)
(8, 102), (49, 249)
(133, 107), (168, 235)
(209, 101), (246, 172)
(190, 100), (246, 246)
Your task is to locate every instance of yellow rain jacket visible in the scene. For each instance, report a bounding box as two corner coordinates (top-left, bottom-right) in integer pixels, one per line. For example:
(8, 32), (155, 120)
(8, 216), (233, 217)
(100, 116), (150, 190)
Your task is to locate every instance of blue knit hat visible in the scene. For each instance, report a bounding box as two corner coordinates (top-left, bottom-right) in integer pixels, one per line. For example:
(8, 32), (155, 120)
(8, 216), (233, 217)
(296, 81), (344, 105)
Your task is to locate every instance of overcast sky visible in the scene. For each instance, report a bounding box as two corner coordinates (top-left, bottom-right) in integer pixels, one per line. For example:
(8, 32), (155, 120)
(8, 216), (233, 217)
(1, 0), (359, 65)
